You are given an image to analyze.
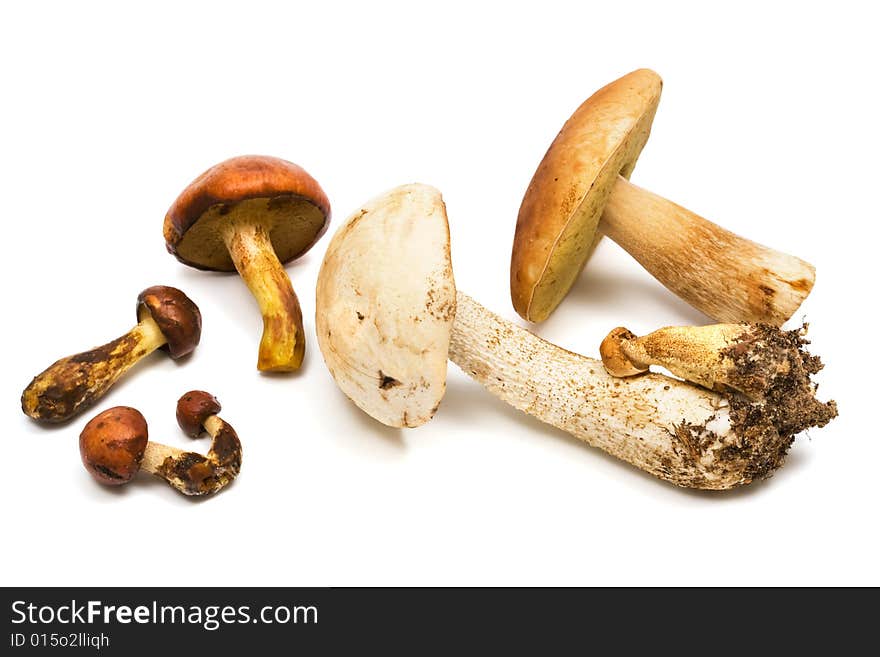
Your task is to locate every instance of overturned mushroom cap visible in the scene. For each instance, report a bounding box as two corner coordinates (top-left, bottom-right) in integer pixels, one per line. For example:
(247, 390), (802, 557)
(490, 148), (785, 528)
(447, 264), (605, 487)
(136, 285), (202, 358)
(79, 407), (148, 485)
(163, 155), (331, 271)
(316, 184), (456, 427)
(512, 69), (661, 321)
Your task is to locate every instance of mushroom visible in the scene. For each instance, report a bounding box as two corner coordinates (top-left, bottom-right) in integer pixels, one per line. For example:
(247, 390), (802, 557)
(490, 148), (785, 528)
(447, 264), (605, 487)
(79, 393), (241, 496)
(600, 323), (832, 401)
(316, 184), (836, 490)
(511, 68), (815, 325)
(163, 155), (330, 372)
(21, 285), (201, 423)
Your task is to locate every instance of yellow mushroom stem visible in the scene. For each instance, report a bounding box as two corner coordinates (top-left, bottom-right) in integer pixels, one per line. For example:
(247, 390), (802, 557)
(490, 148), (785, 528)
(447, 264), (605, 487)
(222, 221), (305, 372)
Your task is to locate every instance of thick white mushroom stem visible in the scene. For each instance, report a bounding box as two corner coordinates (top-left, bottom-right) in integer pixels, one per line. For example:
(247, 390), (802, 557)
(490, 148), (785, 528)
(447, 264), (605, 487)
(222, 221), (305, 372)
(448, 292), (834, 490)
(139, 414), (242, 496)
(601, 177), (815, 325)
(21, 316), (167, 423)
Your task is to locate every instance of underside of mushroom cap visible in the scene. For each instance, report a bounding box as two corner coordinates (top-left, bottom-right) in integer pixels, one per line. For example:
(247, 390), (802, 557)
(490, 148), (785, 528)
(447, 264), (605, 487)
(164, 155), (331, 271)
(316, 184), (456, 428)
(511, 68), (662, 322)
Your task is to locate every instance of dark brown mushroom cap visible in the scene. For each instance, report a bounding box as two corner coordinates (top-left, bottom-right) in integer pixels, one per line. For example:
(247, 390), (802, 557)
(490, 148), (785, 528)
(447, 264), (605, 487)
(176, 390), (221, 437)
(136, 285), (202, 359)
(79, 406), (148, 485)
(163, 155), (331, 271)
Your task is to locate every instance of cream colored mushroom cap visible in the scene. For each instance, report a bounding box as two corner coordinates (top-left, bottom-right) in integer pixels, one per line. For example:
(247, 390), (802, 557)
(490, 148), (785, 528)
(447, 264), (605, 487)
(316, 184), (456, 428)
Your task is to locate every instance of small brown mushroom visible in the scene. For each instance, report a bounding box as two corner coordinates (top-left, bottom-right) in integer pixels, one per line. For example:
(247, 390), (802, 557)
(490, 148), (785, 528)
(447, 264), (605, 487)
(80, 395), (241, 496)
(176, 390), (221, 437)
(22, 286), (201, 423)
(164, 155), (330, 372)
(511, 68), (815, 325)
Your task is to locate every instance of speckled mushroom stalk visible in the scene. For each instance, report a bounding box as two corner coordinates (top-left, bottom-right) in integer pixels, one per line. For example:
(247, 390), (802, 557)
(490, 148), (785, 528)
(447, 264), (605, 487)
(21, 286), (201, 423)
(80, 393), (241, 496)
(599, 180), (814, 325)
(222, 219), (305, 371)
(317, 184), (836, 490)
(164, 156), (331, 372)
(512, 68), (815, 325)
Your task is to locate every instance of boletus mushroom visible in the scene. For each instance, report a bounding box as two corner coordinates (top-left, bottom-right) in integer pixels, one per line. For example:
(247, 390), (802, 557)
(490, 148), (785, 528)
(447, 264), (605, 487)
(164, 155), (330, 372)
(22, 285), (201, 423)
(601, 323), (836, 403)
(511, 68), (815, 325)
(80, 393), (241, 496)
(316, 184), (836, 490)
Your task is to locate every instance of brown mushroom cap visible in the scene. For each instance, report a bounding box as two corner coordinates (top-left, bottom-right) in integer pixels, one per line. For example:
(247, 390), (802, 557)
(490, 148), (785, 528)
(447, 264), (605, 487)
(79, 406), (148, 485)
(511, 69), (662, 322)
(136, 285), (202, 359)
(176, 390), (221, 437)
(163, 155), (331, 271)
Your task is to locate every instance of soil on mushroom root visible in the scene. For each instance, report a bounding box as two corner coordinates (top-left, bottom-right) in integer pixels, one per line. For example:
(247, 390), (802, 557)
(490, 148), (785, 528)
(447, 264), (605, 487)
(720, 323), (837, 482)
(667, 323), (837, 489)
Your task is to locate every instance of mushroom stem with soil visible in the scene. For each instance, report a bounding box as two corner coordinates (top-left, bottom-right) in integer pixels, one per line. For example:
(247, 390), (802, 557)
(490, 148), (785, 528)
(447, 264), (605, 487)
(164, 155), (330, 372)
(599, 322), (825, 401)
(317, 184), (836, 490)
(80, 394), (241, 497)
(511, 68), (814, 325)
(21, 286), (201, 423)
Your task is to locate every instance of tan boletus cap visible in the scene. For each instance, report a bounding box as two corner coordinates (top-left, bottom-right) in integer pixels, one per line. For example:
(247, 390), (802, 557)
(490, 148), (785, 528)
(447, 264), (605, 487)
(316, 184), (456, 428)
(512, 69), (815, 325)
(164, 155), (330, 371)
(512, 69), (661, 322)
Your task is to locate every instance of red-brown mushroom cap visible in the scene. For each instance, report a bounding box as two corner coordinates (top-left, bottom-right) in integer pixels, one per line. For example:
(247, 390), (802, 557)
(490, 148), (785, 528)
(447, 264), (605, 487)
(136, 285), (202, 359)
(163, 155), (331, 271)
(79, 406), (148, 485)
(176, 390), (221, 437)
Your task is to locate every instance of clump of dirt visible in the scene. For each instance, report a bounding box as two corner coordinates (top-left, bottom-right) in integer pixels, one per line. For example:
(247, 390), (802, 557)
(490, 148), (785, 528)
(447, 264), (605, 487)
(719, 323), (837, 481)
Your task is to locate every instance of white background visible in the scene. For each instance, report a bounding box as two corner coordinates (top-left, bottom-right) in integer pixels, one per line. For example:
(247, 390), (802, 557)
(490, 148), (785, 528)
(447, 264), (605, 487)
(1, 1), (876, 586)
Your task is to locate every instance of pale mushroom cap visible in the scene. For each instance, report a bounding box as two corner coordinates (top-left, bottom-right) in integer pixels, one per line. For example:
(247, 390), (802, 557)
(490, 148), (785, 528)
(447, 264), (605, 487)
(511, 68), (662, 322)
(316, 184), (456, 428)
